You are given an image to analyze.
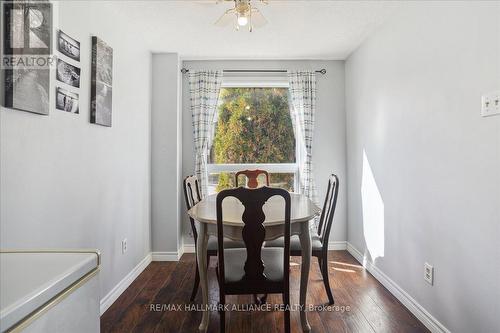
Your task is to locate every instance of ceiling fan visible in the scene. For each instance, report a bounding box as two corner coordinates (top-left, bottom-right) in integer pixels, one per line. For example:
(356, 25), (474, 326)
(214, 0), (268, 32)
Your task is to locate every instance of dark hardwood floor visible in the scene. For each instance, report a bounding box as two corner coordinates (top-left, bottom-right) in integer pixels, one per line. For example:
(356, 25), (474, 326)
(101, 250), (429, 333)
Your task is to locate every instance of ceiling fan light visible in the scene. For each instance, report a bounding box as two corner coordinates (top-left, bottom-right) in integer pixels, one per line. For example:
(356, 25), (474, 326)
(237, 15), (248, 26)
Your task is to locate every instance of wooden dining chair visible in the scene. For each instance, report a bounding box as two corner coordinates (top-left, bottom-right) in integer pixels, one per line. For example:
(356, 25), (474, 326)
(216, 187), (292, 333)
(265, 174), (339, 305)
(183, 175), (244, 302)
(235, 169), (270, 188)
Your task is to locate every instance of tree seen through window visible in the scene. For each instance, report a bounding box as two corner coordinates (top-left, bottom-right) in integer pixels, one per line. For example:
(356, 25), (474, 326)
(209, 87), (296, 192)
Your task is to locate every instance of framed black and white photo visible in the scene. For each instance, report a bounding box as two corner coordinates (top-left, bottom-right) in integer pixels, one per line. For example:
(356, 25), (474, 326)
(56, 87), (79, 114)
(4, 68), (50, 115)
(3, 1), (52, 55)
(2, 1), (52, 115)
(56, 58), (80, 88)
(57, 30), (80, 61)
(90, 36), (113, 127)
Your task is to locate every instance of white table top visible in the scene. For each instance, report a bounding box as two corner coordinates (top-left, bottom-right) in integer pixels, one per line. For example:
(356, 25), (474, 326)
(0, 251), (99, 332)
(188, 192), (320, 226)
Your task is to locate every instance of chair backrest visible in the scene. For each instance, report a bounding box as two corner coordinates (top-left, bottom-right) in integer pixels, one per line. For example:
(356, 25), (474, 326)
(235, 169), (270, 189)
(316, 174), (339, 249)
(183, 175), (203, 240)
(216, 186), (291, 283)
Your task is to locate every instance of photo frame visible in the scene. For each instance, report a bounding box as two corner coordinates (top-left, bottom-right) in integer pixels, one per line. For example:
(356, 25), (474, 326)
(56, 86), (79, 114)
(90, 36), (113, 127)
(57, 30), (80, 61)
(2, 1), (53, 115)
(56, 58), (80, 88)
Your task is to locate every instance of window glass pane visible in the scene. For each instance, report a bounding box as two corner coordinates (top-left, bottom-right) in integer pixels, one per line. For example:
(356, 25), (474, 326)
(269, 173), (295, 192)
(208, 172), (236, 193)
(208, 172), (295, 194)
(209, 87), (295, 164)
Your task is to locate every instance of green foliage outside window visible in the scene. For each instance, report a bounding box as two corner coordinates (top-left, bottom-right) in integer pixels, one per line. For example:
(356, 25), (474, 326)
(210, 88), (296, 192)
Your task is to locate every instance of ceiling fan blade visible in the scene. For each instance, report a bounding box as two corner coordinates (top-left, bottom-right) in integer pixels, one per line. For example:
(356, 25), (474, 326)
(251, 8), (268, 28)
(215, 9), (235, 27)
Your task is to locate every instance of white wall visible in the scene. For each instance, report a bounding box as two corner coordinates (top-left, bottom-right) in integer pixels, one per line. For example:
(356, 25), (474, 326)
(0, 1), (152, 302)
(345, 2), (500, 332)
(181, 60), (347, 247)
(151, 53), (183, 255)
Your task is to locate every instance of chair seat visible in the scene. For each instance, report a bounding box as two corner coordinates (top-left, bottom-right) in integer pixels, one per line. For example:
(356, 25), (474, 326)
(264, 235), (323, 252)
(223, 248), (284, 283)
(207, 237), (245, 252)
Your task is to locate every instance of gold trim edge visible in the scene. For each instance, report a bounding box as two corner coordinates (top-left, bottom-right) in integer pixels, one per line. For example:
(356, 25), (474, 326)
(6, 268), (100, 333)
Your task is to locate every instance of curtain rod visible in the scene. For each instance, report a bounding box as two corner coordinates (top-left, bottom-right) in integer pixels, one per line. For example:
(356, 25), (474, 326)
(180, 68), (327, 75)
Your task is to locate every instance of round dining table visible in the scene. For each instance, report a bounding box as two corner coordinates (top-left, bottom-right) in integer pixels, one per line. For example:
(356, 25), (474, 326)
(188, 192), (321, 332)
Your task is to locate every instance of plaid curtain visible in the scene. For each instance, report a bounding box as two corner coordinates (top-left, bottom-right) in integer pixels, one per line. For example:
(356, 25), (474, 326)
(189, 71), (223, 197)
(288, 71), (319, 230)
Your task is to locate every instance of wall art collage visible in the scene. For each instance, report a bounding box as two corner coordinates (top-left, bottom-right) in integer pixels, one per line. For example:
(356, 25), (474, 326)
(1, 0), (113, 126)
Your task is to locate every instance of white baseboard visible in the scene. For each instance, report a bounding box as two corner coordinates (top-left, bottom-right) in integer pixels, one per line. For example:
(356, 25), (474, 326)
(183, 241), (347, 252)
(328, 241), (347, 250)
(100, 253), (152, 315)
(183, 244), (195, 253)
(152, 249), (184, 261)
(346, 242), (450, 333)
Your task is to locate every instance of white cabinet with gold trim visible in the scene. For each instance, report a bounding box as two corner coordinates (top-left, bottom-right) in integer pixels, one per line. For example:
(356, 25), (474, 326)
(0, 251), (100, 333)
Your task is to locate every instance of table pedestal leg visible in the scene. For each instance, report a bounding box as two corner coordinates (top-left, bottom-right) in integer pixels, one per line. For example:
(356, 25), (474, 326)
(196, 223), (209, 332)
(299, 223), (312, 332)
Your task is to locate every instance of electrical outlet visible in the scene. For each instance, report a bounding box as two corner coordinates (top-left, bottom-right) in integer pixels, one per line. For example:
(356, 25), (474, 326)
(121, 239), (128, 254)
(424, 263), (434, 285)
(481, 91), (500, 117)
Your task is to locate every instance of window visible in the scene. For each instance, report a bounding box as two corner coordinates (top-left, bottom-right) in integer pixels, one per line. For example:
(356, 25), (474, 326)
(207, 84), (298, 193)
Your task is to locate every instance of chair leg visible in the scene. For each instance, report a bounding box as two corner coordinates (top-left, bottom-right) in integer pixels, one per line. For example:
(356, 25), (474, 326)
(219, 294), (226, 333)
(283, 292), (290, 333)
(189, 260), (200, 302)
(320, 254), (335, 305)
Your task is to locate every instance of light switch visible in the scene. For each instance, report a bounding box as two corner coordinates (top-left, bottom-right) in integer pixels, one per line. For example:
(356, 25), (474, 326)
(481, 91), (500, 117)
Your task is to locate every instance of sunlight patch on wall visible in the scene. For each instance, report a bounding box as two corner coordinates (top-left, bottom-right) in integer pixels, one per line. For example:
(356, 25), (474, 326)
(361, 150), (385, 261)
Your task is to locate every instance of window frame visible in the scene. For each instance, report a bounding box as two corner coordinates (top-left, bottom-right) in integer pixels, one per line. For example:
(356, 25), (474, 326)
(206, 76), (300, 193)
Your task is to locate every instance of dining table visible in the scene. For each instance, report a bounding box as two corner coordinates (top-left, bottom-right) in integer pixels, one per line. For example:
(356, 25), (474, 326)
(188, 192), (321, 332)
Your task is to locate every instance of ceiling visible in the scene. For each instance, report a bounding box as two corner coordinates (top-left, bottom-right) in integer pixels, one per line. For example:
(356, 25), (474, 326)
(107, 0), (401, 60)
